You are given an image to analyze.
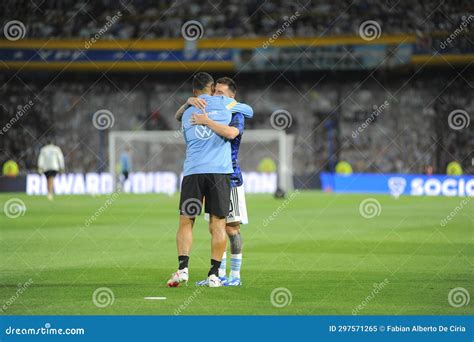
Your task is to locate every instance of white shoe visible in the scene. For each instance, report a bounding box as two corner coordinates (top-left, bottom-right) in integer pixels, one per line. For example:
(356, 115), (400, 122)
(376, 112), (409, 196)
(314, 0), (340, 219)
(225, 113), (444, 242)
(196, 275), (226, 287)
(208, 274), (223, 288)
(167, 268), (189, 287)
(47, 193), (53, 201)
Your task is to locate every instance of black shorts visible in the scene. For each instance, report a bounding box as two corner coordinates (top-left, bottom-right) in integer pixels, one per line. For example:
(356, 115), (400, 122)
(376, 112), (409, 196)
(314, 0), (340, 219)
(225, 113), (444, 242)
(179, 174), (231, 218)
(44, 170), (58, 178)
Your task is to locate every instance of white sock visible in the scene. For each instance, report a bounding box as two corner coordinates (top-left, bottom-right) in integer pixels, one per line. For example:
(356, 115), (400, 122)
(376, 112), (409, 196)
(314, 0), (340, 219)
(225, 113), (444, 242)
(218, 251), (227, 278)
(229, 253), (242, 279)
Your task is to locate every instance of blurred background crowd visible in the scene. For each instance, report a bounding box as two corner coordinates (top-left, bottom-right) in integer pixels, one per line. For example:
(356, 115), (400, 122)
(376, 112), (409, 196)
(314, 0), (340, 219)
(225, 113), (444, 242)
(4, 0), (473, 39)
(1, 71), (472, 176)
(1, 0), (473, 181)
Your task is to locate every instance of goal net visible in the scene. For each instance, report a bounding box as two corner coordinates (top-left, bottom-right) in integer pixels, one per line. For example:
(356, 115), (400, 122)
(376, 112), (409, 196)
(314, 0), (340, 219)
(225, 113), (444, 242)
(108, 129), (294, 194)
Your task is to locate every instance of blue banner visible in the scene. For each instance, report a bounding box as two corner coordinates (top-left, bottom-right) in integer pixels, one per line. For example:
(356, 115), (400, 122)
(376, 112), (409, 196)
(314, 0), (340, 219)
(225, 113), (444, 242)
(236, 44), (413, 71)
(321, 173), (474, 197)
(0, 315), (472, 341)
(0, 48), (233, 62)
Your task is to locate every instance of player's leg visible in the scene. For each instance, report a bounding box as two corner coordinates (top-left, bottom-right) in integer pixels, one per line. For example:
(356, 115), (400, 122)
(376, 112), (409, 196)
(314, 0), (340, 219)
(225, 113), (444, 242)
(224, 223), (243, 286)
(167, 175), (203, 287)
(168, 217), (195, 287)
(176, 215), (195, 263)
(208, 214), (227, 283)
(217, 185), (238, 281)
(121, 171), (128, 186)
(45, 171), (57, 201)
(47, 176), (54, 198)
(223, 185), (247, 286)
(203, 174), (231, 287)
(196, 211), (226, 286)
(195, 215), (227, 287)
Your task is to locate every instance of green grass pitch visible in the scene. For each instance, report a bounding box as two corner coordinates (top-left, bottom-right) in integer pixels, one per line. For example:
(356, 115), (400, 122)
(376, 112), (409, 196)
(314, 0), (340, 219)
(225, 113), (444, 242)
(0, 191), (472, 315)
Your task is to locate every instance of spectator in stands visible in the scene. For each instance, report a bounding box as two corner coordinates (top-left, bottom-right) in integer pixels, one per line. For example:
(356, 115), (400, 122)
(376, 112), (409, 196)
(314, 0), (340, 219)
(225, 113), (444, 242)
(2, 159), (19, 177)
(335, 160), (353, 175)
(258, 157), (277, 173)
(4, 0), (471, 40)
(447, 161), (463, 176)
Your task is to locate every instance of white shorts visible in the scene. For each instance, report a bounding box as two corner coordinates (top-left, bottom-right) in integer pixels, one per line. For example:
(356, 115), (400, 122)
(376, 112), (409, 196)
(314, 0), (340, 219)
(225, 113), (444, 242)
(205, 185), (248, 225)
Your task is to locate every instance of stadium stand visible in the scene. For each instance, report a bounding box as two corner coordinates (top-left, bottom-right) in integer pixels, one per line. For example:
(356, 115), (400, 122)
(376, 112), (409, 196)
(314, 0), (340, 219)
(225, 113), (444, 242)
(2, 0), (472, 39)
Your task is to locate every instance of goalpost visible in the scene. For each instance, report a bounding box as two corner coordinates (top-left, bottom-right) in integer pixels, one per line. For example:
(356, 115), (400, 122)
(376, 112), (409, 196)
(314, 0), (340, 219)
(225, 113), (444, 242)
(108, 129), (294, 193)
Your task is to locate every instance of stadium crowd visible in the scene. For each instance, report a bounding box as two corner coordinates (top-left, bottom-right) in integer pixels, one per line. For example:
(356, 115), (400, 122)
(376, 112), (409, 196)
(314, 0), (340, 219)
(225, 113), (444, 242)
(3, 0), (472, 39)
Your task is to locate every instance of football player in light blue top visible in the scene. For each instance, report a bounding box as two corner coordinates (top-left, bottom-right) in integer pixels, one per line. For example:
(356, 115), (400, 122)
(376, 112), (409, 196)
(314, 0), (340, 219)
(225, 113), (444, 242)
(167, 72), (253, 288)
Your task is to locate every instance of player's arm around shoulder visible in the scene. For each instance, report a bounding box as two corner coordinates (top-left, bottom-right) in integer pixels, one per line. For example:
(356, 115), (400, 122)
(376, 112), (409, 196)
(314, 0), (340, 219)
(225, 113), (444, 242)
(190, 112), (239, 140)
(232, 102), (253, 119)
(223, 96), (253, 119)
(175, 97), (207, 122)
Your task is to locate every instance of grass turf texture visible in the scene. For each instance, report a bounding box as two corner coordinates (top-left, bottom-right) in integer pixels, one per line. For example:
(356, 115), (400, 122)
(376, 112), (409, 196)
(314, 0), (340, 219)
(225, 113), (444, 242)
(0, 191), (472, 315)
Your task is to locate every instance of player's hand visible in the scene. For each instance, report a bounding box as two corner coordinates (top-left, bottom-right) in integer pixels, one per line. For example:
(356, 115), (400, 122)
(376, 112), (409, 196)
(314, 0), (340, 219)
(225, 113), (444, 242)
(190, 112), (210, 126)
(187, 97), (207, 112)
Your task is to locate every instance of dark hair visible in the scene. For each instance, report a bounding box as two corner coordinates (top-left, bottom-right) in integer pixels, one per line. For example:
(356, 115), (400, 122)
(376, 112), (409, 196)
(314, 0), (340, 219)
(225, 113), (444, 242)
(216, 77), (237, 94)
(192, 72), (214, 91)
